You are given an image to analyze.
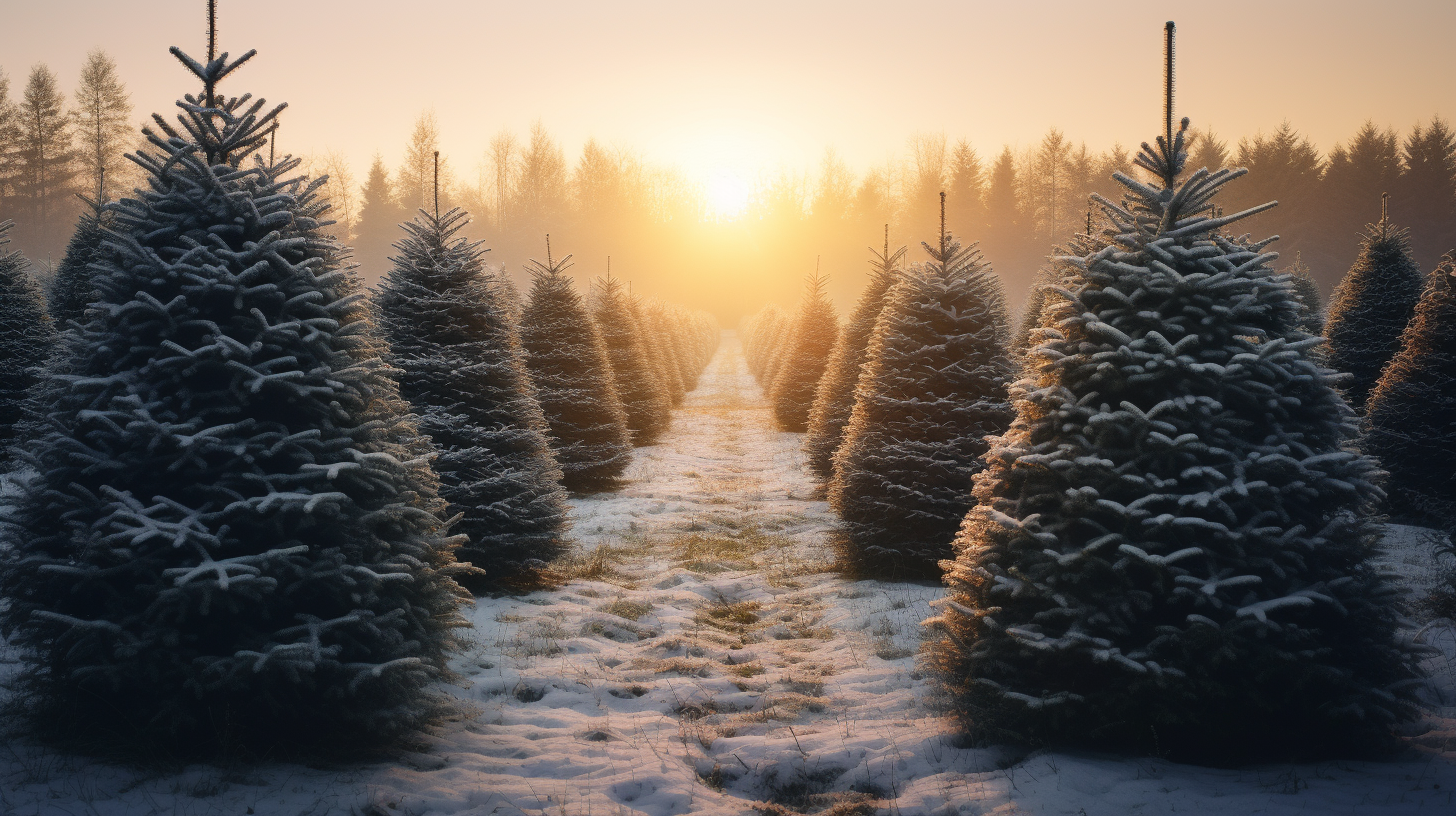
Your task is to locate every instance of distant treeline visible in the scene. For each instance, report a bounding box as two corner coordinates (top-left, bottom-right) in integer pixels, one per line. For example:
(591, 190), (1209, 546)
(2, 53), (1452, 321)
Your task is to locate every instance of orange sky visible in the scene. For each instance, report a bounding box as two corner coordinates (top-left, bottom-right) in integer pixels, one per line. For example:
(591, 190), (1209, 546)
(3, 0), (1453, 195)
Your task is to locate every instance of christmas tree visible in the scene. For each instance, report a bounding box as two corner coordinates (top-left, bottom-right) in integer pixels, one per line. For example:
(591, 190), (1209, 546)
(743, 304), (789, 385)
(1325, 196), (1425, 413)
(375, 202), (569, 590)
(926, 37), (1420, 761)
(804, 229), (904, 482)
(770, 269), (839, 432)
(1365, 257), (1456, 526)
(48, 195), (112, 328)
(0, 32), (470, 752)
(1286, 255), (1325, 335)
(593, 271), (671, 445)
(518, 243), (634, 493)
(830, 203), (1013, 578)
(0, 220), (53, 461)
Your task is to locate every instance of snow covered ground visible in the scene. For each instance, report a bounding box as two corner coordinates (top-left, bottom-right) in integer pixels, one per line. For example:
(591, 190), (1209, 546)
(2, 331), (1455, 815)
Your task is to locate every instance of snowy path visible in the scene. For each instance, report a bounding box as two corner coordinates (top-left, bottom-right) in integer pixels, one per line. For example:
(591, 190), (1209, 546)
(3, 332), (1455, 815)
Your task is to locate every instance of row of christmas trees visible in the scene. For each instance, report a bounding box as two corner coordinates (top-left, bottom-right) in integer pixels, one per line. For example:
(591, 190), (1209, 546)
(742, 83), (1452, 765)
(0, 29), (714, 755)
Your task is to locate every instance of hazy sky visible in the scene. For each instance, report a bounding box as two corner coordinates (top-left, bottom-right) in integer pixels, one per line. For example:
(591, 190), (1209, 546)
(4, 0), (1453, 195)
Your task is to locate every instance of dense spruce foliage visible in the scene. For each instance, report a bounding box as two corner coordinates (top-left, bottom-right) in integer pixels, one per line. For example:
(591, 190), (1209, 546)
(804, 239), (903, 480)
(828, 232), (1013, 578)
(376, 208), (569, 589)
(518, 251), (634, 493)
(0, 221), (54, 460)
(1325, 219), (1425, 412)
(593, 274), (672, 445)
(0, 47), (470, 753)
(1365, 258), (1456, 526)
(47, 203), (111, 327)
(926, 122), (1421, 764)
(741, 305), (787, 384)
(770, 273), (839, 432)
(1286, 257), (1325, 335)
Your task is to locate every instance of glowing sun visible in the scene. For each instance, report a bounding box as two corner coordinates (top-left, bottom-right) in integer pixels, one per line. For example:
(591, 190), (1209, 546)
(704, 169), (752, 219)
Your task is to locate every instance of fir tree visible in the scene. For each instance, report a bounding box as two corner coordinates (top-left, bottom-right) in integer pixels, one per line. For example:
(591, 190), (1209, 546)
(1365, 258), (1456, 526)
(353, 155), (408, 287)
(743, 304), (787, 383)
(518, 244), (633, 493)
(1286, 255), (1325, 335)
(804, 229), (904, 482)
(829, 210), (1013, 579)
(593, 271), (671, 445)
(47, 196), (110, 327)
(926, 98), (1421, 763)
(635, 297), (683, 406)
(0, 36), (470, 752)
(1325, 199), (1425, 413)
(0, 220), (53, 459)
(376, 205), (569, 590)
(771, 268), (839, 432)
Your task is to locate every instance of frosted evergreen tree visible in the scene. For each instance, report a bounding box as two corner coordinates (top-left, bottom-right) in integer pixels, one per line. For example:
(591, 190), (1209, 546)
(47, 195), (111, 327)
(0, 33), (471, 752)
(926, 38), (1421, 761)
(0, 220), (53, 461)
(376, 199), (569, 590)
(1366, 258), (1456, 525)
(743, 304), (787, 383)
(804, 229), (904, 481)
(1286, 255), (1325, 335)
(771, 268), (839, 432)
(593, 271), (671, 445)
(635, 297), (684, 406)
(518, 243), (633, 492)
(829, 210), (1013, 578)
(1325, 196), (1425, 413)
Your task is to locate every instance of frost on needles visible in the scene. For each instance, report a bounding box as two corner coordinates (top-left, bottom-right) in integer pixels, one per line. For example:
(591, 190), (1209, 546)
(925, 120), (1423, 764)
(0, 44), (472, 753)
(376, 209), (570, 590)
(0, 221), (54, 462)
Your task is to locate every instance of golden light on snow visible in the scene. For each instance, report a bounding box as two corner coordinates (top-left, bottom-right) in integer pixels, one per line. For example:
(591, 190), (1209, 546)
(703, 168), (752, 220)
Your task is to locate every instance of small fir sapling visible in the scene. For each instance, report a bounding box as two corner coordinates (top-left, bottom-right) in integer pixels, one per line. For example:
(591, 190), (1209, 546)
(518, 241), (634, 492)
(925, 25), (1421, 763)
(804, 227), (904, 482)
(1325, 193), (1426, 413)
(0, 221), (54, 461)
(770, 264), (839, 432)
(593, 266), (672, 445)
(1285, 255), (1325, 335)
(48, 186), (113, 328)
(0, 28), (471, 753)
(1365, 257), (1456, 527)
(375, 181), (570, 590)
(829, 196), (1014, 578)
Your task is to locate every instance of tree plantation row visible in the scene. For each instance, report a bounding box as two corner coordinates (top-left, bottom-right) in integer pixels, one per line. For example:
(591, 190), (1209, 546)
(742, 121), (1455, 763)
(0, 35), (717, 756)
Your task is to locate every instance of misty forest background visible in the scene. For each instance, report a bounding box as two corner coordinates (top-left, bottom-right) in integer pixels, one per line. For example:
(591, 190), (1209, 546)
(2, 51), (1454, 321)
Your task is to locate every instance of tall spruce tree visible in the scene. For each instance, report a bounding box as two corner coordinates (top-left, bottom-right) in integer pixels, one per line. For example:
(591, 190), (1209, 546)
(353, 155), (407, 287)
(1365, 258), (1456, 526)
(0, 220), (53, 460)
(829, 210), (1013, 579)
(1286, 255), (1325, 335)
(376, 205), (569, 589)
(0, 35), (470, 752)
(804, 229), (904, 481)
(1325, 199), (1425, 413)
(770, 268), (839, 432)
(926, 69), (1421, 762)
(518, 245), (633, 492)
(593, 271), (671, 445)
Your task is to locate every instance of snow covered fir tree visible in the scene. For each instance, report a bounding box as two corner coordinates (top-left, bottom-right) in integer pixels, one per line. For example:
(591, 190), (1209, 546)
(518, 245), (634, 493)
(0, 40), (471, 753)
(592, 271), (672, 446)
(0, 220), (54, 461)
(375, 206), (569, 590)
(1285, 255), (1325, 335)
(1324, 201), (1426, 413)
(770, 270), (839, 432)
(925, 112), (1422, 763)
(803, 233), (903, 481)
(1365, 257), (1456, 527)
(829, 216), (1014, 578)
(47, 196), (112, 328)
